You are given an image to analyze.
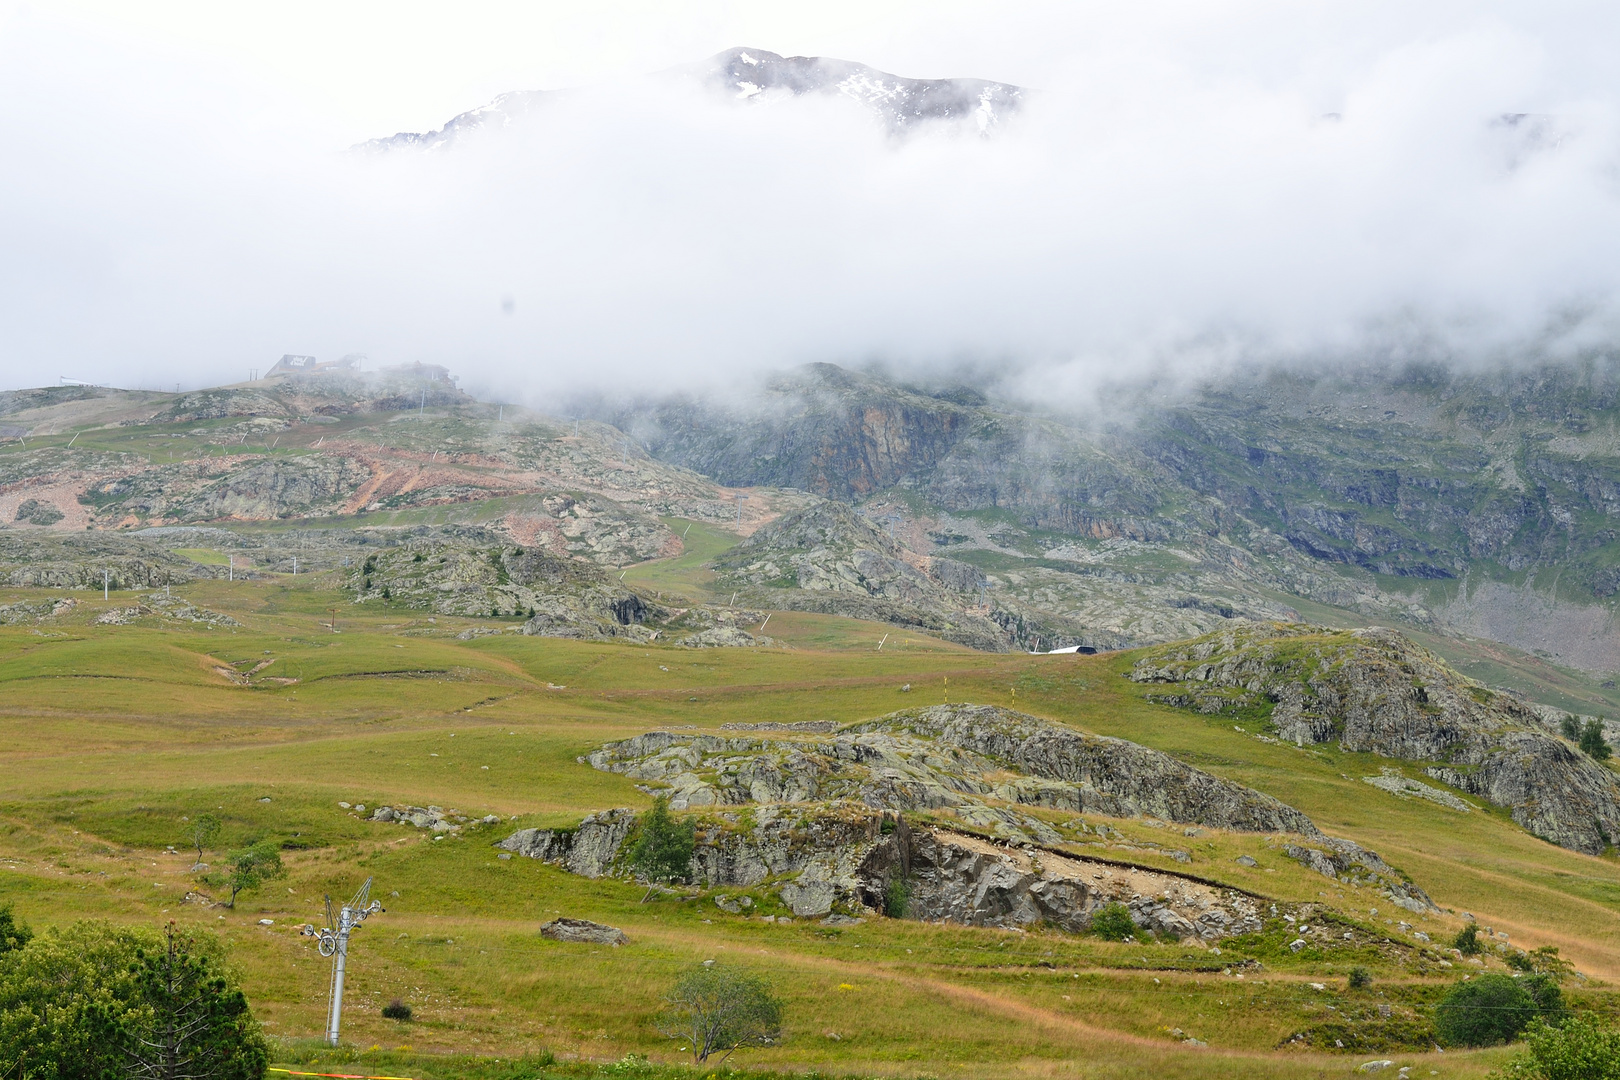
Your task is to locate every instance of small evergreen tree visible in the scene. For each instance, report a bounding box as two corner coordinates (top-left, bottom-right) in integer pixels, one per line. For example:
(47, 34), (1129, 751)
(0, 903), (32, 954)
(1454, 923), (1482, 955)
(1579, 719), (1612, 760)
(111, 922), (268, 1080)
(1561, 714), (1581, 740)
(882, 876), (910, 919)
(221, 842), (284, 909)
(627, 796), (695, 902)
(1348, 966), (1372, 990)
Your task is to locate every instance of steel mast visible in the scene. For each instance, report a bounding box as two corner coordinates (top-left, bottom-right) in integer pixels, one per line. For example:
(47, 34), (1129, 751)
(317, 876), (383, 1046)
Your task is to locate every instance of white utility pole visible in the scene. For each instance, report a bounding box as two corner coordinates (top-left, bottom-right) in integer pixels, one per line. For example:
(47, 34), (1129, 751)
(103, 569), (109, 600)
(732, 492), (749, 527)
(292, 556), (297, 576)
(318, 877), (383, 1047)
(419, 389), (425, 417)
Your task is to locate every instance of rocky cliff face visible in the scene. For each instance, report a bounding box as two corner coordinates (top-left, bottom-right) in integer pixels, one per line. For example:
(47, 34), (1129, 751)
(1130, 624), (1620, 853)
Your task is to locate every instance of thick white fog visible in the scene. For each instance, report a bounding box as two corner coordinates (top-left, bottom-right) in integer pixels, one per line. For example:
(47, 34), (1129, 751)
(2, 1), (1620, 408)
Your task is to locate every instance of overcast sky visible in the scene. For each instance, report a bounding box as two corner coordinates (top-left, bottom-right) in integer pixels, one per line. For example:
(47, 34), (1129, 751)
(2, 1), (1619, 407)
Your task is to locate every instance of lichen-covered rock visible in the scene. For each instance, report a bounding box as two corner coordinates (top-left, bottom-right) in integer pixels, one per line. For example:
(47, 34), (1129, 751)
(1130, 625), (1620, 854)
(496, 808), (636, 877)
(589, 704), (1320, 837)
(539, 917), (627, 945)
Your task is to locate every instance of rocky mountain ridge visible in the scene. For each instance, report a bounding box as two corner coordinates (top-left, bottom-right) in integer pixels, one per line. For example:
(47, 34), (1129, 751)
(358, 47), (1023, 153)
(1130, 624), (1620, 853)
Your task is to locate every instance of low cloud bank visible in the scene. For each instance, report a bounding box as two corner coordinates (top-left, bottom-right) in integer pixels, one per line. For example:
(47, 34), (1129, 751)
(2, 5), (1619, 409)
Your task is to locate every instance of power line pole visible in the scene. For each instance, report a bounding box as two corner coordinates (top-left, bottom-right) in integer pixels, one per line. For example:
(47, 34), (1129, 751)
(317, 877), (383, 1047)
(732, 492), (749, 527)
(103, 568), (109, 600)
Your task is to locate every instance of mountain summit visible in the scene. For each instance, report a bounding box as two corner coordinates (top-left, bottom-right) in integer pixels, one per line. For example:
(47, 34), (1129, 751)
(357, 47), (1024, 151)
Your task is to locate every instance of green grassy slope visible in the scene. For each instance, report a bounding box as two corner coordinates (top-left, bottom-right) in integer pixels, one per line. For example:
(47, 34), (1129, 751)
(0, 576), (1613, 1078)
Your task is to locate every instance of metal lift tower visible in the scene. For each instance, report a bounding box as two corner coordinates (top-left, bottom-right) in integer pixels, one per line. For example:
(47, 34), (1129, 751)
(317, 877), (384, 1046)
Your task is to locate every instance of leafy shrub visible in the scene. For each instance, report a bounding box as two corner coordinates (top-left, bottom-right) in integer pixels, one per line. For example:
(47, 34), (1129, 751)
(656, 965), (783, 1063)
(1090, 902), (1136, 942)
(1454, 923), (1482, 955)
(1501, 1016), (1620, 1080)
(381, 998), (413, 1021)
(1561, 714), (1581, 740)
(219, 841), (285, 908)
(1435, 973), (1558, 1046)
(1348, 966), (1372, 989)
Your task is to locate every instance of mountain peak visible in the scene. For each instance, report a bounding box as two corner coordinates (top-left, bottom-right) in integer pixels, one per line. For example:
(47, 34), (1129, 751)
(356, 47), (1024, 152)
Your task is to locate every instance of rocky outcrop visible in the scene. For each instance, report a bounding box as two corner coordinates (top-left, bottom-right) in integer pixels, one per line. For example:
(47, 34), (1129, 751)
(588, 704), (1320, 838)
(370, 803), (478, 835)
(564, 704), (1433, 910)
(499, 808), (636, 876)
(171, 456), (371, 521)
(1130, 625), (1620, 854)
(498, 802), (1397, 937)
(539, 918), (627, 945)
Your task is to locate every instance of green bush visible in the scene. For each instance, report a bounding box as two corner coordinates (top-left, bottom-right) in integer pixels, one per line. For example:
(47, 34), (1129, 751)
(656, 965), (783, 1064)
(1348, 966), (1372, 989)
(1454, 923), (1482, 955)
(1435, 973), (1559, 1046)
(1501, 1016), (1620, 1080)
(220, 841), (285, 908)
(1090, 902), (1136, 942)
(882, 877), (909, 919)
(381, 998), (413, 1021)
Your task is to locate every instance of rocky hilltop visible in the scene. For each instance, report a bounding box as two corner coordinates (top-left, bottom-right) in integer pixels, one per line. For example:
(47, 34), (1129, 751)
(517, 704), (1436, 924)
(1130, 624), (1620, 853)
(591, 704), (1323, 838)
